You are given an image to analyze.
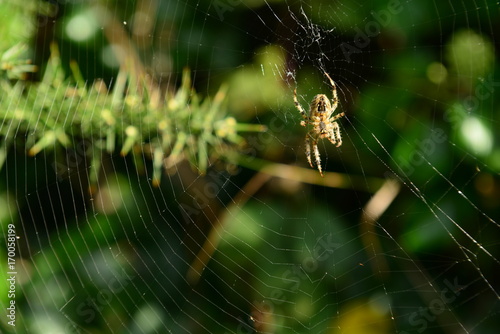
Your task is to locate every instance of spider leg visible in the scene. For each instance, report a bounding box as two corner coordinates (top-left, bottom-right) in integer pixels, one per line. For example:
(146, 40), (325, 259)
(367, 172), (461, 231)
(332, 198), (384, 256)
(294, 88), (309, 126)
(331, 122), (342, 147)
(312, 138), (324, 177)
(326, 124), (337, 147)
(330, 111), (345, 122)
(324, 72), (339, 113)
(305, 133), (313, 168)
(327, 113), (345, 147)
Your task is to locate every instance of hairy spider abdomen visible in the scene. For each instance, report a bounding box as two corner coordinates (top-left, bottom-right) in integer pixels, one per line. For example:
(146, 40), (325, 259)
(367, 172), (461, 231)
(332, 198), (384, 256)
(311, 94), (330, 113)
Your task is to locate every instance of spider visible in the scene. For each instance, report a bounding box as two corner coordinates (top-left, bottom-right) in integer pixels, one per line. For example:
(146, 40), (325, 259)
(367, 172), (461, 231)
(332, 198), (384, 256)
(294, 72), (345, 177)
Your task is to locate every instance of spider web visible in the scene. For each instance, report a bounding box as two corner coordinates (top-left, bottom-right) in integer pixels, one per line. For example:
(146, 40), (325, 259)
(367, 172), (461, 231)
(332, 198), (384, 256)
(1, 0), (499, 333)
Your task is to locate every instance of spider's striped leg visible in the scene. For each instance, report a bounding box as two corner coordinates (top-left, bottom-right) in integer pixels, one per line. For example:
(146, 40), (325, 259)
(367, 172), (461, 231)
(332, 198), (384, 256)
(312, 139), (324, 177)
(325, 123), (337, 147)
(330, 111), (345, 122)
(294, 88), (308, 126)
(324, 72), (339, 110)
(305, 133), (313, 168)
(326, 134), (337, 147)
(331, 122), (342, 147)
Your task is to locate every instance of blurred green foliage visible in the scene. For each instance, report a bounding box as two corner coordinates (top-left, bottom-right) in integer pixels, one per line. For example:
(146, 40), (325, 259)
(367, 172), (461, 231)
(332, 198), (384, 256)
(0, 0), (499, 333)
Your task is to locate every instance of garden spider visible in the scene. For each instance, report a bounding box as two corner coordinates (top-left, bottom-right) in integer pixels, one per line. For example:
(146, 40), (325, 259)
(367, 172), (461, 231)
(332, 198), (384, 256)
(294, 72), (345, 177)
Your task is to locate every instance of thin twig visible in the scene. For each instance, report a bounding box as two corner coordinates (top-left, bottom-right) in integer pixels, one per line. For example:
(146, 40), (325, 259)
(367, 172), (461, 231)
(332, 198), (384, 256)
(360, 178), (401, 278)
(186, 172), (272, 285)
(236, 154), (385, 193)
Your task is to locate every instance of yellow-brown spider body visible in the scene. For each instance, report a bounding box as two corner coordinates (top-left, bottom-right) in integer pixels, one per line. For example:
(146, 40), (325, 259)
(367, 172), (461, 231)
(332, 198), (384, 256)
(294, 72), (345, 177)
